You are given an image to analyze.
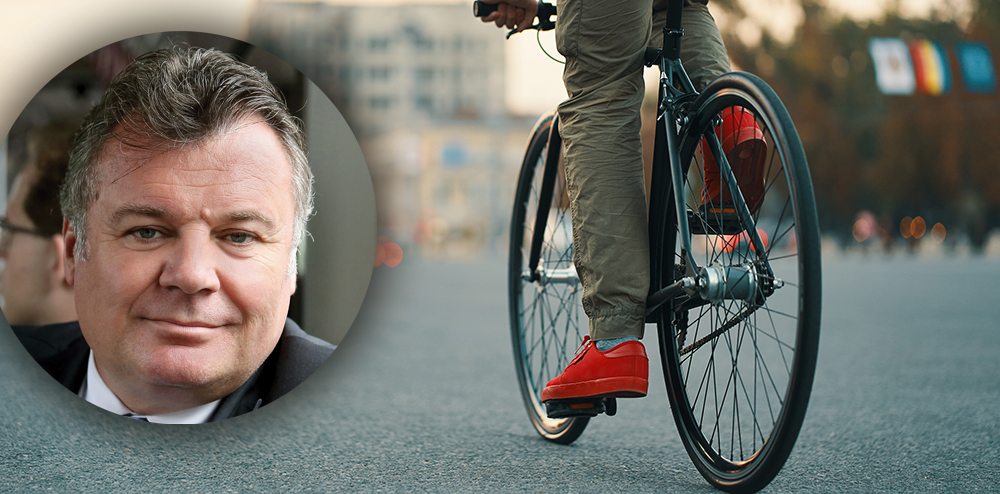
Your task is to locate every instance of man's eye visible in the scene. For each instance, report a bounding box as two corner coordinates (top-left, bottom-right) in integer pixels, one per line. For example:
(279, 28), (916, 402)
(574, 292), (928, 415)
(132, 228), (160, 240)
(228, 232), (254, 244)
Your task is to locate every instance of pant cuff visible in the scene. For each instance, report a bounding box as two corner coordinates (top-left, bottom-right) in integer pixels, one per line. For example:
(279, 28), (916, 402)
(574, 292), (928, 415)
(589, 310), (646, 340)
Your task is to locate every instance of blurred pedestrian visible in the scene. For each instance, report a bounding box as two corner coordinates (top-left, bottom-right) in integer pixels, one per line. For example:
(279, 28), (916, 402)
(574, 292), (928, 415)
(1, 122), (78, 326)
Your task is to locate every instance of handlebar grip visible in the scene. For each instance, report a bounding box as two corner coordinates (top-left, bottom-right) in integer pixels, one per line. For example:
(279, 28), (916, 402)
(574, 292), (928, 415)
(473, 1), (498, 17)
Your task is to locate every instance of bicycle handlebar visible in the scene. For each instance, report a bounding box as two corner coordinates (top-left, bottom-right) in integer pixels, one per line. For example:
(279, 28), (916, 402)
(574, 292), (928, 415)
(473, 1), (557, 34)
(472, 0), (498, 17)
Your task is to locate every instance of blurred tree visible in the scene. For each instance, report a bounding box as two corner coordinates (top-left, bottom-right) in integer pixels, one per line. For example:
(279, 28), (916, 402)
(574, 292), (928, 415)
(722, 0), (999, 250)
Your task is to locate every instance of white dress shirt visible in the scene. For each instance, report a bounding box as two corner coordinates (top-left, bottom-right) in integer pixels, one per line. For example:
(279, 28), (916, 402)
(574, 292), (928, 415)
(78, 351), (220, 424)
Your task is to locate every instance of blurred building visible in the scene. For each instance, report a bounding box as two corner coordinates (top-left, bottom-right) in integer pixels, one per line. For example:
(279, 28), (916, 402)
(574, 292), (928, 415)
(250, 2), (535, 258)
(251, 2), (507, 136)
(364, 120), (531, 258)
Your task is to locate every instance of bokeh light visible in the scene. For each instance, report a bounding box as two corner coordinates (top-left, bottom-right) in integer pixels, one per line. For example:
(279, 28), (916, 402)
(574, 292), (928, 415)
(383, 242), (403, 267)
(910, 216), (926, 239)
(375, 237), (403, 268)
(374, 236), (403, 267)
(853, 211), (876, 242)
(853, 219), (870, 242)
(931, 222), (946, 243)
(900, 216), (912, 239)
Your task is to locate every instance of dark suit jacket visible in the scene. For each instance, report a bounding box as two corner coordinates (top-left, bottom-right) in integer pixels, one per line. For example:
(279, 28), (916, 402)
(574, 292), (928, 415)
(12, 318), (335, 421)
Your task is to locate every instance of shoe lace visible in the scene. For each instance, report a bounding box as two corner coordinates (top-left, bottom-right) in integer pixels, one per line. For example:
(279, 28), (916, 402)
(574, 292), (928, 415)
(569, 336), (592, 364)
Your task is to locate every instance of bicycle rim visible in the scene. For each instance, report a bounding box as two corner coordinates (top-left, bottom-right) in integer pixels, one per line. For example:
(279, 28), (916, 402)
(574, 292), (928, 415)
(656, 73), (822, 492)
(508, 113), (589, 444)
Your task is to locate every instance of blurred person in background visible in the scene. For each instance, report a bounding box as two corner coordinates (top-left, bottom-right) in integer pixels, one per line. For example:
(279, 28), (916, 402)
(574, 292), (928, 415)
(1, 123), (78, 326)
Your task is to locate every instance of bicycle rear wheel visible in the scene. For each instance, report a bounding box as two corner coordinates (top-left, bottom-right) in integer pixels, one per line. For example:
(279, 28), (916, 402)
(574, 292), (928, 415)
(508, 112), (590, 444)
(654, 72), (821, 493)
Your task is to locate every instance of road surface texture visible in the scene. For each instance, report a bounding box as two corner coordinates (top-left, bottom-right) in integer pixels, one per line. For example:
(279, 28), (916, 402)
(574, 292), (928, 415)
(1, 255), (998, 492)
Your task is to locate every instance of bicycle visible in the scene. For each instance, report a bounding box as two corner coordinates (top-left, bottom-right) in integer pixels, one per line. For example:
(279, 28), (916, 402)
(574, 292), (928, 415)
(477, 1), (821, 492)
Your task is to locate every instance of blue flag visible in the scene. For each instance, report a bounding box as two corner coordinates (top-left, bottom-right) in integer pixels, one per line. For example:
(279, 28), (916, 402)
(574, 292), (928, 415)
(955, 41), (996, 94)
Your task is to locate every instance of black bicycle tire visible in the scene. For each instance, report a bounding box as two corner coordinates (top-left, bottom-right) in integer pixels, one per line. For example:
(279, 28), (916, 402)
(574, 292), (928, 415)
(508, 112), (589, 444)
(653, 72), (822, 493)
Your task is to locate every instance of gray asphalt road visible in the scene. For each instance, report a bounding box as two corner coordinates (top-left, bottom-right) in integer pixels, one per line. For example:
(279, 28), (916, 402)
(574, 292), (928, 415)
(1, 255), (998, 492)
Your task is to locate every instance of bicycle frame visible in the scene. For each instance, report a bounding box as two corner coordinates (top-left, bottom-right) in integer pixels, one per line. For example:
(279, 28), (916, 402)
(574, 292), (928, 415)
(526, 115), (564, 283)
(525, 0), (773, 315)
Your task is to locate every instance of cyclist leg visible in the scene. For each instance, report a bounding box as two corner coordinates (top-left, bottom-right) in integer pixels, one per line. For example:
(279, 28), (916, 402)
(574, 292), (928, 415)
(558, 0), (651, 343)
(651, 1), (767, 211)
(541, 0), (652, 402)
(651, 0), (730, 91)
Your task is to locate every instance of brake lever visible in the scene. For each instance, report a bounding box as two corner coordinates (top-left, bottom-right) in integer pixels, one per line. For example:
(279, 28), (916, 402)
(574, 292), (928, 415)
(506, 25), (541, 39)
(474, 1), (556, 38)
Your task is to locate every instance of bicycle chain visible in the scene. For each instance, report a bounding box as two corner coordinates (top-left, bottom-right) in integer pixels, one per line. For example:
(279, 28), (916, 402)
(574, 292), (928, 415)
(679, 301), (762, 356)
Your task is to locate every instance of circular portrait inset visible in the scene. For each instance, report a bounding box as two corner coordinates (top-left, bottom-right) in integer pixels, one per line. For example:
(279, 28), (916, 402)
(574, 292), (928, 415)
(2, 32), (375, 423)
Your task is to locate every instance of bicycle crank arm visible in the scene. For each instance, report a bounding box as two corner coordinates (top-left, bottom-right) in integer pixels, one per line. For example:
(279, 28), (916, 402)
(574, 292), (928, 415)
(646, 276), (696, 316)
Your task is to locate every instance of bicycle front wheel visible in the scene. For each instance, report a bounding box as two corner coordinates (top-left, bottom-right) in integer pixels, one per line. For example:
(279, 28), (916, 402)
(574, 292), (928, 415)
(508, 112), (590, 444)
(655, 72), (822, 493)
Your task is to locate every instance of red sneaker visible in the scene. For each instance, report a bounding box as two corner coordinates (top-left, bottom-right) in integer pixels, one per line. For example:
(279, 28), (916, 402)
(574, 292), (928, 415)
(702, 106), (767, 213)
(540, 336), (648, 402)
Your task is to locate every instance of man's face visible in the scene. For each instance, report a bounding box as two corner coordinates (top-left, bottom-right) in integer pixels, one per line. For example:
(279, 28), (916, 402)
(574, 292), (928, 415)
(66, 119), (297, 407)
(0, 164), (58, 325)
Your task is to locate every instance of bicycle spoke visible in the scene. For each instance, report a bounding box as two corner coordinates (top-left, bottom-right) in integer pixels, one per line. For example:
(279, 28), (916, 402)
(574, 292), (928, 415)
(762, 252), (798, 263)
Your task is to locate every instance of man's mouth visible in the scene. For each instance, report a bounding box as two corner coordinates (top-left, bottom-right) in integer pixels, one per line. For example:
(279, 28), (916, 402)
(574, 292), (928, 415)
(150, 318), (226, 329)
(143, 318), (232, 344)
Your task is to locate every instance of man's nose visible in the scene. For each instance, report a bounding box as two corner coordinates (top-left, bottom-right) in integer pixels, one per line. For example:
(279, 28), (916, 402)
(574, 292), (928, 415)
(159, 233), (221, 295)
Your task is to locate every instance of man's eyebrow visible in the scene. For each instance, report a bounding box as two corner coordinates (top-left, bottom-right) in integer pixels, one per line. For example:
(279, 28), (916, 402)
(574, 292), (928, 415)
(110, 205), (170, 227)
(227, 211), (277, 231)
(108, 206), (277, 231)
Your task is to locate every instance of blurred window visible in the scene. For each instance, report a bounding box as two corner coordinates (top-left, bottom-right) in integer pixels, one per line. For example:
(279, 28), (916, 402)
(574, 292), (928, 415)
(368, 96), (394, 110)
(415, 95), (433, 111)
(415, 67), (434, 82)
(414, 38), (434, 51)
(368, 37), (391, 51)
(368, 67), (392, 81)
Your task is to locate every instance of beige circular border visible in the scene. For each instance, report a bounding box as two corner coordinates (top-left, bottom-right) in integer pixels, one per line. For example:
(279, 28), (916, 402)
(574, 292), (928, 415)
(0, 1), (264, 139)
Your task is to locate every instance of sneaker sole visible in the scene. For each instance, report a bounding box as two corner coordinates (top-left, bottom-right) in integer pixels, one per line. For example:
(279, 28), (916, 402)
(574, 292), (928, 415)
(541, 376), (648, 402)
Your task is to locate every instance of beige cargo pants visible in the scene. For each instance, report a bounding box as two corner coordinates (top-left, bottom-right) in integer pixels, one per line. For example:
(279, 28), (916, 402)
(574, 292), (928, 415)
(556, 0), (730, 340)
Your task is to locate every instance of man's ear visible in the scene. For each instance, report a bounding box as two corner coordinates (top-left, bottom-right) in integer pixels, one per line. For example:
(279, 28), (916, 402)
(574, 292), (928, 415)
(49, 234), (69, 288)
(62, 220), (77, 287)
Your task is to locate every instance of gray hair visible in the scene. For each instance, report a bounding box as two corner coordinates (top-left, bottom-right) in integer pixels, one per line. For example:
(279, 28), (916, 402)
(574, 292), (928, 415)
(61, 46), (314, 274)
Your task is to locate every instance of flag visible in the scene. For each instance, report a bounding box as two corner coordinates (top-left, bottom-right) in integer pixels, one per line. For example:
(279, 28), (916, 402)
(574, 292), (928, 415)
(869, 38), (916, 95)
(909, 40), (952, 95)
(955, 41), (997, 94)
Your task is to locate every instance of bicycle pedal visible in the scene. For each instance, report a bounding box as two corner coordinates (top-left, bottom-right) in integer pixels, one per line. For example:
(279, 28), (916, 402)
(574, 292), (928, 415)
(544, 397), (616, 418)
(688, 206), (746, 235)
